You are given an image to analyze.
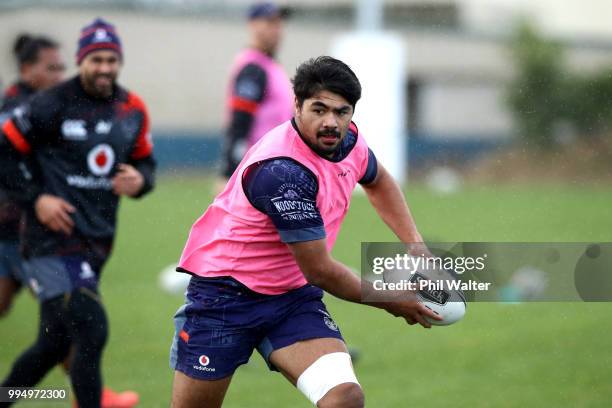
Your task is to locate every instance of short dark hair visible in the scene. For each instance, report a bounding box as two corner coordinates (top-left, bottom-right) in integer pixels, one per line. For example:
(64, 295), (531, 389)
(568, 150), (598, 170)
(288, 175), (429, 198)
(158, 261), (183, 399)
(292, 56), (362, 108)
(13, 34), (58, 67)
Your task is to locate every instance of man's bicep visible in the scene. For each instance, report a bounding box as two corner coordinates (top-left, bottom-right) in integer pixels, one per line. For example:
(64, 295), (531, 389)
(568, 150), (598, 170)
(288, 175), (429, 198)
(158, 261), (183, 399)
(287, 238), (333, 280)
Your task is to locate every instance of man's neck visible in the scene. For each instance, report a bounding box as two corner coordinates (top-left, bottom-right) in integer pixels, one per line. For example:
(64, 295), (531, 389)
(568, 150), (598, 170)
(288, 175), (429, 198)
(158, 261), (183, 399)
(250, 42), (275, 58)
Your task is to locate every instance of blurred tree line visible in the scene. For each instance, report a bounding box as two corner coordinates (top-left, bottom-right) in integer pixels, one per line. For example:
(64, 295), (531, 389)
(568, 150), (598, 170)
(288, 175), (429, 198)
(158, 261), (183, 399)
(508, 22), (612, 149)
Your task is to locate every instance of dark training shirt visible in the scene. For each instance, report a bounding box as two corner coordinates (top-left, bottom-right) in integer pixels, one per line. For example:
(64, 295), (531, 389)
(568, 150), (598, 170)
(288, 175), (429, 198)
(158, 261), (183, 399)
(0, 76), (155, 261)
(0, 81), (37, 241)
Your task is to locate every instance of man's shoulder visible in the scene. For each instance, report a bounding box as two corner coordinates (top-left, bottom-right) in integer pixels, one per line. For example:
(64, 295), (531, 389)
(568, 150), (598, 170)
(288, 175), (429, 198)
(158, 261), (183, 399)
(249, 157), (313, 176)
(0, 84), (25, 112)
(233, 49), (270, 79)
(234, 63), (268, 98)
(236, 62), (267, 79)
(244, 158), (318, 196)
(33, 78), (74, 106)
(3, 82), (21, 99)
(115, 85), (148, 114)
(10, 80), (70, 121)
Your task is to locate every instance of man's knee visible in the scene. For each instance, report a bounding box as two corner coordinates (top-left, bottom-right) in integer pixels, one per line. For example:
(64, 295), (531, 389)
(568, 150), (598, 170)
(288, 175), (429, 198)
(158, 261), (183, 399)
(317, 383), (364, 408)
(296, 351), (361, 407)
(69, 291), (109, 352)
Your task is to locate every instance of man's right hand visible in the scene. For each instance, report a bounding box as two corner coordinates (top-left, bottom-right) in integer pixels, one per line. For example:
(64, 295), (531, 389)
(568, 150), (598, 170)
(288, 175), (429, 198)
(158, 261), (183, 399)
(289, 239), (443, 330)
(34, 194), (76, 235)
(382, 299), (443, 329)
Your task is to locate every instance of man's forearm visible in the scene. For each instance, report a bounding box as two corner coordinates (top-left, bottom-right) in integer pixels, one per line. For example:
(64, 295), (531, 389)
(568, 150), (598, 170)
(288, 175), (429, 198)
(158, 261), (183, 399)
(309, 260), (363, 303)
(308, 260), (407, 312)
(290, 239), (431, 325)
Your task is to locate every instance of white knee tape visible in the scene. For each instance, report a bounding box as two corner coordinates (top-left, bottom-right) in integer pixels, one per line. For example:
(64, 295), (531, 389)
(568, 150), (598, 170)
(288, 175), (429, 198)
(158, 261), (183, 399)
(296, 352), (360, 405)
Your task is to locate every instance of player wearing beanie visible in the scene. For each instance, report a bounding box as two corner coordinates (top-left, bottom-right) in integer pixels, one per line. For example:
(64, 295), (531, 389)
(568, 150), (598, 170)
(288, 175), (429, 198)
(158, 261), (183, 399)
(0, 18), (155, 408)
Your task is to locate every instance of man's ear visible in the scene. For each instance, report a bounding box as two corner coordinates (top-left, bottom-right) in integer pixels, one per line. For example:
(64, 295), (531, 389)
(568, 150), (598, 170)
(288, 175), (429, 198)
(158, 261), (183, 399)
(293, 96), (301, 116)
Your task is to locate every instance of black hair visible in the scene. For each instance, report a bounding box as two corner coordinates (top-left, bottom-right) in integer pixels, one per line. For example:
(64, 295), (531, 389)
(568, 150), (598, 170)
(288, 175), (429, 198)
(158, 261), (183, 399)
(13, 33), (58, 67)
(292, 56), (362, 108)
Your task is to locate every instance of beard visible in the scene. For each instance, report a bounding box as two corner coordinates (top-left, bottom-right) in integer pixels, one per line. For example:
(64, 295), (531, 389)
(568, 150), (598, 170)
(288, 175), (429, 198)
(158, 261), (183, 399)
(314, 129), (342, 156)
(82, 73), (116, 98)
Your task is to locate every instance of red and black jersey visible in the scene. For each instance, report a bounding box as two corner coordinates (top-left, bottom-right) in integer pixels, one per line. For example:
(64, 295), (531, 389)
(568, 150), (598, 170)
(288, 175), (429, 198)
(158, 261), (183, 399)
(0, 81), (37, 241)
(1, 81), (36, 113)
(0, 76), (155, 261)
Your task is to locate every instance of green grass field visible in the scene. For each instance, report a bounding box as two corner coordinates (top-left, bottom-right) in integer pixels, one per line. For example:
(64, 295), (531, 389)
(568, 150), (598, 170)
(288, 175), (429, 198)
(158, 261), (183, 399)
(1, 176), (611, 407)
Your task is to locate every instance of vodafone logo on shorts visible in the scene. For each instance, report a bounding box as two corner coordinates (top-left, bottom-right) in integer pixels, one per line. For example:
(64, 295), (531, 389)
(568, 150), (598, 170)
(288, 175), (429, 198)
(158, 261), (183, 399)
(198, 355), (210, 366)
(87, 144), (115, 176)
(193, 354), (216, 372)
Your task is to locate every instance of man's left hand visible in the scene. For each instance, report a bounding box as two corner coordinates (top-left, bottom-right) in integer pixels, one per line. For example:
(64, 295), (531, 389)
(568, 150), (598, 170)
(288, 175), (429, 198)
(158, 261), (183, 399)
(112, 164), (144, 197)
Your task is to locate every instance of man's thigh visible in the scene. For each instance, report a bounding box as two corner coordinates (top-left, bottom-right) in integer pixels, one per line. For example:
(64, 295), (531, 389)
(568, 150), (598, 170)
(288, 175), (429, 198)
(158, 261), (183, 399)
(269, 337), (348, 384)
(170, 277), (262, 381)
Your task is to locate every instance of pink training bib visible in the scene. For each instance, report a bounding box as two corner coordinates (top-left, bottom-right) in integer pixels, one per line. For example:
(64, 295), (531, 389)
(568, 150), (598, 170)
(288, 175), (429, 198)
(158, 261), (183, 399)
(179, 120), (370, 294)
(225, 49), (293, 147)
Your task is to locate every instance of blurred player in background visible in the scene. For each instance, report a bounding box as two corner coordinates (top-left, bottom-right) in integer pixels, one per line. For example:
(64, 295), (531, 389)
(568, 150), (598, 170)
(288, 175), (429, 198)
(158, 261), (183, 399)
(0, 34), (65, 118)
(0, 18), (155, 408)
(0, 32), (137, 408)
(0, 33), (65, 316)
(170, 56), (440, 408)
(215, 1), (293, 192)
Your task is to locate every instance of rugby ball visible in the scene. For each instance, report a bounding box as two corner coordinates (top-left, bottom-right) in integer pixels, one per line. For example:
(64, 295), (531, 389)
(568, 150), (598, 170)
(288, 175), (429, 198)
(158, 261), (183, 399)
(384, 265), (466, 326)
(158, 263), (191, 295)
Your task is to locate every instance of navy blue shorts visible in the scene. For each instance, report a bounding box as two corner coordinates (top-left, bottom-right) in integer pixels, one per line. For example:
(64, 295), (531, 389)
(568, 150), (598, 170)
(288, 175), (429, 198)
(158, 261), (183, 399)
(170, 276), (344, 380)
(22, 255), (100, 302)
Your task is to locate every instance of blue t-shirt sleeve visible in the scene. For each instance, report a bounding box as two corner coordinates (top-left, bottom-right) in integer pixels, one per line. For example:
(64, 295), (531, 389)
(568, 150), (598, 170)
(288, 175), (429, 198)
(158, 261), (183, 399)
(358, 148), (378, 185)
(242, 158), (326, 243)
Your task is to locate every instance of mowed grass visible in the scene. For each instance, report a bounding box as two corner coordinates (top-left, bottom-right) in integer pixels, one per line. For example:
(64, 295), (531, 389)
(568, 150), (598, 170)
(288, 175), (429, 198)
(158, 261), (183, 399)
(1, 176), (611, 407)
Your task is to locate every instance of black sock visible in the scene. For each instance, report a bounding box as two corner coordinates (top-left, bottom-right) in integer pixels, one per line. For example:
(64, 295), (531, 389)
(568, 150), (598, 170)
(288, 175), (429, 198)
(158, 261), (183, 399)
(1, 298), (71, 407)
(66, 290), (108, 408)
(1, 290), (108, 408)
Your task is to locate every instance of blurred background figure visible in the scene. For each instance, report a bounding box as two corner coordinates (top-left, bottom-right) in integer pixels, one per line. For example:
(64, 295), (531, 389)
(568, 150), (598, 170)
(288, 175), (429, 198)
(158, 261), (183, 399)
(0, 34), (65, 121)
(215, 1), (293, 193)
(0, 32), (139, 408)
(0, 33), (65, 318)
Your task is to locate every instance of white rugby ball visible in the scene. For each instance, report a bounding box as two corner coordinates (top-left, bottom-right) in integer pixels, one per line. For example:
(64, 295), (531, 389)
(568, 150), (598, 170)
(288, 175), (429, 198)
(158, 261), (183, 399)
(158, 263), (191, 295)
(384, 265), (467, 326)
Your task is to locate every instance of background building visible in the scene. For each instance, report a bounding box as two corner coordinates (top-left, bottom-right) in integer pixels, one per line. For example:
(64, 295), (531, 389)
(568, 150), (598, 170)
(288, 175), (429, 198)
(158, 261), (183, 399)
(1, 0), (612, 169)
